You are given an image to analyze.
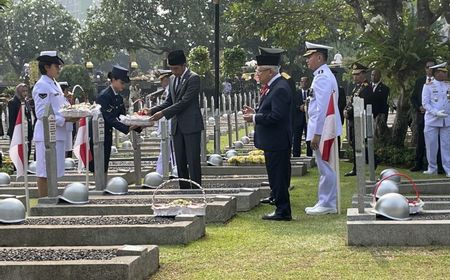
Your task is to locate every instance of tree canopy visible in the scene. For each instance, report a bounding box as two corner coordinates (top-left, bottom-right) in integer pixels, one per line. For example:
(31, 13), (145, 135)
(0, 0), (79, 75)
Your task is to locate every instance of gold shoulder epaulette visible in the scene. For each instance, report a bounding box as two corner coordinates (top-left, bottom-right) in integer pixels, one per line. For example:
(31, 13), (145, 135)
(281, 72), (291, 79)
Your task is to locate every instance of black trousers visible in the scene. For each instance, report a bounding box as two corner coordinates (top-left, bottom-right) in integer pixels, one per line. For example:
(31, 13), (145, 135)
(292, 124), (312, 157)
(89, 134), (111, 173)
(264, 149), (291, 216)
(414, 112), (426, 168)
(173, 131), (202, 189)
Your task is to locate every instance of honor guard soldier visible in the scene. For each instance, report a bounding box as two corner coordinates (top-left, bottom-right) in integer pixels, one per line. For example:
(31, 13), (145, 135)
(422, 62), (450, 176)
(33, 51), (76, 197)
(343, 63), (374, 176)
(302, 42), (342, 215)
(88, 65), (142, 174)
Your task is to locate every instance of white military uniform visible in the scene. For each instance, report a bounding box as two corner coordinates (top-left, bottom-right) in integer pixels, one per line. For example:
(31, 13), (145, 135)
(33, 75), (67, 178)
(307, 63), (342, 208)
(155, 87), (176, 175)
(422, 78), (450, 174)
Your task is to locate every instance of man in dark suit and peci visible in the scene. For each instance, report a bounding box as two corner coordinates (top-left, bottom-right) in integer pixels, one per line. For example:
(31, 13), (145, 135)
(149, 50), (204, 189)
(242, 52), (292, 221)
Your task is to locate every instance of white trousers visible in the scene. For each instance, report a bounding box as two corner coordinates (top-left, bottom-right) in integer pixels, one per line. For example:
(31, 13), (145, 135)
(424, 125), (450, 173)
(35, 140), (65, 178)
(314, 150), (337, 208)
(156, 137), (176, 176)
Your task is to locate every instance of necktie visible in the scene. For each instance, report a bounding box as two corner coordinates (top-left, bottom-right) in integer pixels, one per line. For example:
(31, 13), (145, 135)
(175, 77), (181, 92)
(373, 83), (377, 91)
(427, 77), (431, 83)
(303, 90), (307, 100)
(259, 84), (269, 97)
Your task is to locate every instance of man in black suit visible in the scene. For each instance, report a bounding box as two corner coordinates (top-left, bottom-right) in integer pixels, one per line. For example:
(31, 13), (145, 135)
(149, 50), (204, 189)
(410, 60), (435, 171)
(370, 69), (390, 122)
(293, 76), (313, 157)
(7, 83), (33, 160)
(242, 52), (292, 221)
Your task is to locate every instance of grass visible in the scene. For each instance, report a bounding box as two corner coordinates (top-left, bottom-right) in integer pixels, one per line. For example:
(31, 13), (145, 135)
(150, 162), (450, 280)
(206, 125), (254, 153)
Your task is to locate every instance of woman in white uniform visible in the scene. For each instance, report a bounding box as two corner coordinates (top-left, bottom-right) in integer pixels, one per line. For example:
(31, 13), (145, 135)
(33, 51), (77, 197)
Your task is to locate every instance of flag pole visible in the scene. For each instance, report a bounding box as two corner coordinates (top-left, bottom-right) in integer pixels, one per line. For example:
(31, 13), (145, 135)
(334, 137), (341, 214)
(21, 103), (30, 214)
(85, 116), (89, 187)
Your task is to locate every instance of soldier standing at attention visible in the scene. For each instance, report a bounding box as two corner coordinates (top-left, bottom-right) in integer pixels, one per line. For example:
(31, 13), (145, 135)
(33, 51), (77, 197)
(302, 42), (342, 215)
(343, 63), (373, 176)
(422, 62), (450, 176)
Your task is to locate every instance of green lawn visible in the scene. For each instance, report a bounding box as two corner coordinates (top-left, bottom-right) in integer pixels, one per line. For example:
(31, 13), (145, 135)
(150, 162), (450, 280)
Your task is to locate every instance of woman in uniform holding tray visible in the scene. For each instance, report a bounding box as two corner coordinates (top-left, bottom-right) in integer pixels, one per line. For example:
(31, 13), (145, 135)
(88, 65), (142, 175)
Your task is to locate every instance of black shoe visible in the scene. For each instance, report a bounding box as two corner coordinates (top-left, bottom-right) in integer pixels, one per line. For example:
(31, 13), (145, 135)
(262, 212), (292, 221)
(260, 197), (274, 204)
(409, 166), (423, 172)
(344, 170), (357, 177)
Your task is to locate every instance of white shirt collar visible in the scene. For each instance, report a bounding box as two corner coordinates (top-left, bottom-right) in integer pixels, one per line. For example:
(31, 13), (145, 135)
(110, 85), (118, 95)
(373, 81), (381, 87)
(179, 67), (188, 80)
(268, 73), (281, 87)
(42, 75), (57, 85)
(313, 64), (327, 76)
(426, 75), (434, 81)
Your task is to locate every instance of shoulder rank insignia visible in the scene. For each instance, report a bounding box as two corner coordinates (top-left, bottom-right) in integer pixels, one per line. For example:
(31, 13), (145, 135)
(318, 70), (324, 74)
(281, 72), (291, 79)
(38, 93), (47, 99)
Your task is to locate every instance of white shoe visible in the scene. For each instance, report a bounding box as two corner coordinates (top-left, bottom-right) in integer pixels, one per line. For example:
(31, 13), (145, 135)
(306, 206), (337, 215)
(423, 170), (437, 175)
(304, 204), (320, 212)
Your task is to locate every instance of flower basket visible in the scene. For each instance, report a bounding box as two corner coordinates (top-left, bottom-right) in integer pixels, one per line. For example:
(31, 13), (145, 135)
(152, 178), (207, 217)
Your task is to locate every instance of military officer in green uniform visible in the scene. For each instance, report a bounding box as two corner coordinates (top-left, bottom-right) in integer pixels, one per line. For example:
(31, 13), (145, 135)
(344, 63), (373, 176)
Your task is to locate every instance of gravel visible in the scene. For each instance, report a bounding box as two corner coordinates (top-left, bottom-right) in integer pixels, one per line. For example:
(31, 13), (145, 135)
(202, 183), (260, 189)
(0, 248), (117, 261)
(89, 198), (209, 205)
(23, 216), (174, 225)
(130, 189), (239, 195)
(410, 213), (450, 220)
(376, 213), (450, 220)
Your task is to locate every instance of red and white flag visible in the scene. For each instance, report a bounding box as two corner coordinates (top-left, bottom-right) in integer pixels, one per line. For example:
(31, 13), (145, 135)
(73, 117), (92, 173)
(9, 108), (25, 178)
(320, 91), (337, 166)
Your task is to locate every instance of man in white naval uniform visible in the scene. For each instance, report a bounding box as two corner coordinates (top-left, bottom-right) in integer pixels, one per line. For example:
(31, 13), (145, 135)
(33, 51), (76, 197)
(422, 62), (450, 176)
(303, 42), (342, 215)
(155, 70), (177, 176)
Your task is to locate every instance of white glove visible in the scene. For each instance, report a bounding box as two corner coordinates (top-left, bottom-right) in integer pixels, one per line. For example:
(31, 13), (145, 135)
(436, 110), (449, 118)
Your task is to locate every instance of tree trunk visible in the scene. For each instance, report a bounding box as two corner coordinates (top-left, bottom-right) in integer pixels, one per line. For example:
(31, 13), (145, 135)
(390, 87), (411, 147)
